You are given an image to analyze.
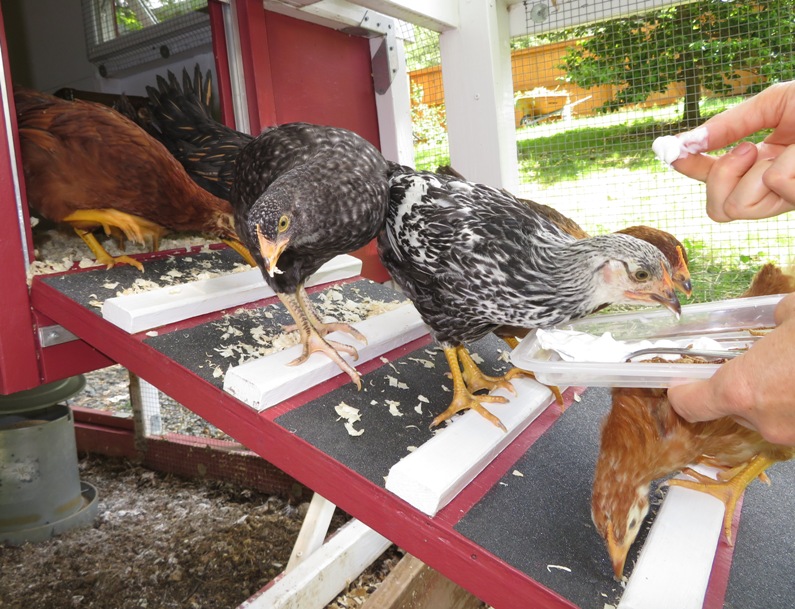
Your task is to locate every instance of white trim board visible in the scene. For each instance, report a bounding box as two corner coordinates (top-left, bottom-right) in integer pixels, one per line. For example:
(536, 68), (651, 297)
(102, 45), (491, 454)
(102, 254), (362, 334)
(618, 475), (725, 609)
(385, 377), (557, 516)
(239, 519), (391, 609)
(223, 303), (429, 411)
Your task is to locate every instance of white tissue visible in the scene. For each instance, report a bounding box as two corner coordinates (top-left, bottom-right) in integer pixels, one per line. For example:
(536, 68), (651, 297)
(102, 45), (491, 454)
(535, 329), (723, 363)
(652, 127), (709, 166)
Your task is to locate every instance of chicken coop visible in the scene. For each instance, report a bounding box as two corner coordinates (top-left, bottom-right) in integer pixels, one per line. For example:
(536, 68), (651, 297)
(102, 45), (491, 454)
(1, 0), (794, 608)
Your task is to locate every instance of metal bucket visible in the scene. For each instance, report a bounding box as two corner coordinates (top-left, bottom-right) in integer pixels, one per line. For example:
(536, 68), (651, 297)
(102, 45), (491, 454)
(0, 377), (98, 545)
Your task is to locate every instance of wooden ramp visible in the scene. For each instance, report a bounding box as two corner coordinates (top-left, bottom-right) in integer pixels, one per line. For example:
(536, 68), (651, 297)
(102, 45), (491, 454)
(30, 248), (795, 609)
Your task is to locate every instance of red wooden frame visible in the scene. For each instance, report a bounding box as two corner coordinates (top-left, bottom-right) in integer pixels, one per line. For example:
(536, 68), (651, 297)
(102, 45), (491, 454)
(0, 6), (41, 395)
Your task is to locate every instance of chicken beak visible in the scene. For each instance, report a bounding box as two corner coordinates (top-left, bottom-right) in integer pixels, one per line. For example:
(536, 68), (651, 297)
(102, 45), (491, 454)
(625, 262), (682, 318)
(256, 225), (289, 277)
(676, 276), (693, 298)
(674, 246), (693, 297)
(606, 528), (627, 581)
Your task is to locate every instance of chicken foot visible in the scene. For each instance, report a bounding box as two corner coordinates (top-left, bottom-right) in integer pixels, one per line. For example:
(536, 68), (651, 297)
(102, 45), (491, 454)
(282, 287), (368, 345)
(668, 454), (775, 545)
(63, 209), (168, 270)
(494, 336), (564, 408)
(432, 346), (510, 432)
(278, 289), (363, 390)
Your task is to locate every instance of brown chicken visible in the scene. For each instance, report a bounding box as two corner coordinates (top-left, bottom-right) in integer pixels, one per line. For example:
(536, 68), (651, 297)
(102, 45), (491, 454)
(15, 86), (253, 270)
(591, 263), (795, 579)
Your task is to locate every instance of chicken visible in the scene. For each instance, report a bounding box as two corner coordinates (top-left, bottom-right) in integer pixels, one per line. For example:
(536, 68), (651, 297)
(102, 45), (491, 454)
(140, 67), (253, 200)
(231, 122), (389, 389)
(436, 165), (692, 306)
(15, 86), (254, 270)
(591, 262), (795, 579)
(378, 165), (682, 431)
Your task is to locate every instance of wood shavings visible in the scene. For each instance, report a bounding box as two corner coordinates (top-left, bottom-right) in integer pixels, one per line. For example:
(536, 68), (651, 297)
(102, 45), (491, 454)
(385, 400), (403, 417)
(212, 366), (224, 379)
(102, 282), (119, 290)
(498, 350), (511, 363)
(414, 404), (423, 415)
(511, 470), (524, 477)
(406, 446), (417, 452)
(335, 402), (364, 436)
(407, 357), (435, 369)
(546, 564), (571, 573)
(469, 352), (484, 364)
(145, 331), (158, 337)
(573, 393), (581, 402)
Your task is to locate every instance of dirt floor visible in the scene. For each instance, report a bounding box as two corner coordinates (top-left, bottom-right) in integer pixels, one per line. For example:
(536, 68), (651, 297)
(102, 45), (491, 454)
(0, 455), (404, 609)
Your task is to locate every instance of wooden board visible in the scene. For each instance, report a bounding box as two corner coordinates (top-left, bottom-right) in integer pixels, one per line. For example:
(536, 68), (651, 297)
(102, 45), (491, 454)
(385, 377), (556, 515)
(224, 302), (428, 411)
(102, 254), (362, 333)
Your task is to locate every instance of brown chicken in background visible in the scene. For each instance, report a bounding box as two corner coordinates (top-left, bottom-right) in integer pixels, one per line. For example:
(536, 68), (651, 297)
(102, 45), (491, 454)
(591, 262), (795, 580)
(15, 86), (254, 270)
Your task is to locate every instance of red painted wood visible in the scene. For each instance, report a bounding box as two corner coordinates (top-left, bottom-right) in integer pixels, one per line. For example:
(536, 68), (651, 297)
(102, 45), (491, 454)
(0, 5), (42, 394)
(703, 495), (744, 609)
(31, 276), (578, 609)
(264, 11), (381, 146)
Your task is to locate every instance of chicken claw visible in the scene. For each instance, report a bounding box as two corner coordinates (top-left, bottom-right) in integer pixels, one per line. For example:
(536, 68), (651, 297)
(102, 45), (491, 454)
(432, 346), (509, 432)
(278, 291), (363, 390)
(668, 454), (774, 545)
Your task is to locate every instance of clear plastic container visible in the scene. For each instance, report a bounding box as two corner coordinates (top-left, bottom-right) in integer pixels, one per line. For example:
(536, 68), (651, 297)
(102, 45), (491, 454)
(509, 294), (783, 388)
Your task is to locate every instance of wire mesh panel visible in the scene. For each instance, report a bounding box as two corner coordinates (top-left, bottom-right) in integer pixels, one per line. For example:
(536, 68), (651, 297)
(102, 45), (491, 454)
(511, 0), (795, 301)
(81, 0), (211, 76)
(402, 24), (450, 172)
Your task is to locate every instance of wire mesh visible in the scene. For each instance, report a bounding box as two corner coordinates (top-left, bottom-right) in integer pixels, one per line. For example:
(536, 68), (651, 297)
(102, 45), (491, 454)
(511, 0), (795, 301)
(401, 23), (450, 172)
(81, 0), (210, 76)
(404, 0), (795, 301)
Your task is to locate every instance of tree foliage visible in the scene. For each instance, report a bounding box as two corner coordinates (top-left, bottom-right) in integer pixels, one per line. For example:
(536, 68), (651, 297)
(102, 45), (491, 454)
(559, 0), (795, 126)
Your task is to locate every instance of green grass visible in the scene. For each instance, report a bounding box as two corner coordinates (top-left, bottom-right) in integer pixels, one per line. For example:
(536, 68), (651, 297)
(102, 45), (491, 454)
(515, 97), (763, 186)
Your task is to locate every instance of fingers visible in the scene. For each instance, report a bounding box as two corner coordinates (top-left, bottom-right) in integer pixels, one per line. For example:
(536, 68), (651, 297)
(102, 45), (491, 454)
(667, 380), (726, 423)
(761, 145), (795, 209)
(695, 82), (795, 150)
(701, 142), (759, 221)
(670, 152), (715, 183)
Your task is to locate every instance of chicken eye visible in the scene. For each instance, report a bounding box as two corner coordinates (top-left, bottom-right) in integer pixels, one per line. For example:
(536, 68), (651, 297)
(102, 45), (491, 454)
(634, 269), (650, 281)
(278, 215), (290, 233)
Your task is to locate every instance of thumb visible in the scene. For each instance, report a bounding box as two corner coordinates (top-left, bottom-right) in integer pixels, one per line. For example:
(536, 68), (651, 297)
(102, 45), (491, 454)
(667, 380), (724, 423)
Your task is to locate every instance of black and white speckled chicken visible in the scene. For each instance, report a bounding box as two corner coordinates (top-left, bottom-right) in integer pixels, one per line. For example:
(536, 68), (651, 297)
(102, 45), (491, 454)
(231, 122), (389, 388)
(378, 165), (681, 430)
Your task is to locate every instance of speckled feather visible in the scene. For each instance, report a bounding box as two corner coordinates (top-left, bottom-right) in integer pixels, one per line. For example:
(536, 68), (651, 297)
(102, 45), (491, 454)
(378, 165), (675, 346)
(231, 123), (389, 293)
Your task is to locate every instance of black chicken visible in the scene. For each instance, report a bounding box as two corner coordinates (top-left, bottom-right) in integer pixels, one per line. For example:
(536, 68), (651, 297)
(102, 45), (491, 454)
(378, 165), (682, 430)
(138, 66), (252, 200)
(231, 123), (390, 389)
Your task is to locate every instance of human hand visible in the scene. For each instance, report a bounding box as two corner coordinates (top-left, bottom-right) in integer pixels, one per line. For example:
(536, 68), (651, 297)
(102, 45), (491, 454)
(668, 292), (795, 446)
(661, 82), (795, 221)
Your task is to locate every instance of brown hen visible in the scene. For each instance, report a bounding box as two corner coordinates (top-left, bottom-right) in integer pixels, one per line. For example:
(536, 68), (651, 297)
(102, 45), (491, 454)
(591, 262), (795, 579)
(15, 86), (253, 270)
